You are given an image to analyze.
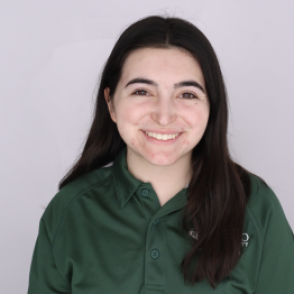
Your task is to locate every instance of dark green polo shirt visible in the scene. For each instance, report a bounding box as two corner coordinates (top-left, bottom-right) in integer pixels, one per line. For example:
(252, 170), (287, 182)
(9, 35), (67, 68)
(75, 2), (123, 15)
(27, 146), (294, 294)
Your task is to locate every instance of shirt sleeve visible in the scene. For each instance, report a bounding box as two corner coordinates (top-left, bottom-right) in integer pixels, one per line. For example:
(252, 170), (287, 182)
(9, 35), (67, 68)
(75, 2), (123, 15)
(254, 195), (294, 293)
(27, 217), (71, 294)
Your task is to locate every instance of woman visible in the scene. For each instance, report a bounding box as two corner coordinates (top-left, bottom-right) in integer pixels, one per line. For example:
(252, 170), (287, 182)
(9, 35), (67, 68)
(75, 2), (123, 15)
(27, 16), (294, 293)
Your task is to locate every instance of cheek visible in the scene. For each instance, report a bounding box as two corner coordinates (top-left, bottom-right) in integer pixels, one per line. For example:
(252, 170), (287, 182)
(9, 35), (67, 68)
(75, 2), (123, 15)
(119, 101), (148, 125)
(120, 107), (139, 128)
(186, 106), (210, 132)
(130, 137), (139, 148)
(115, 103), (142, 138)
(196, 104), (209, 123)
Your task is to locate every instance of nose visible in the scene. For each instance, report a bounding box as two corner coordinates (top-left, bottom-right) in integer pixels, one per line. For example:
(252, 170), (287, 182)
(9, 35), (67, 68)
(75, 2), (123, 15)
(151, 94), (176, 126)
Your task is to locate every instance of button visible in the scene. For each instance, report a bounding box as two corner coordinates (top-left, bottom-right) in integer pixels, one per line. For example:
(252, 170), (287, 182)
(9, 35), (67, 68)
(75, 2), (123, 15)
(150, 249), (159, 259)
(141, 189), (149, 197)
(153, 218), (160, 225)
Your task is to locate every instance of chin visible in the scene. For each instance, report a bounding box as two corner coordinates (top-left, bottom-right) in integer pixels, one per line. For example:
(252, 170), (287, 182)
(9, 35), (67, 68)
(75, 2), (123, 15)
(142, 151), (179, 166)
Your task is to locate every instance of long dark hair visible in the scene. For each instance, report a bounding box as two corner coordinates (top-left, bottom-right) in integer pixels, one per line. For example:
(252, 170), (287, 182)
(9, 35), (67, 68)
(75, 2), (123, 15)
(59, 16), (251, 288)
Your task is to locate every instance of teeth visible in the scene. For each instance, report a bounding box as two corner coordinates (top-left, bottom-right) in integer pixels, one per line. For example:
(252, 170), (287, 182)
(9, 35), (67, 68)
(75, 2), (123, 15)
(145, 132), (180, 140)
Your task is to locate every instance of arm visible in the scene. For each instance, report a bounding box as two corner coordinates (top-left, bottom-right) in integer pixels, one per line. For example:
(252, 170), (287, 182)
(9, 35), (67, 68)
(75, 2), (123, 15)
(254, 196), (294, 293)
(27, 218), (71, 294)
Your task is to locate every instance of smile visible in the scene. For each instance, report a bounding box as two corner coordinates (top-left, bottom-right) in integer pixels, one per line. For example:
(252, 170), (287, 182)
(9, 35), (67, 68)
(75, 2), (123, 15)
(144, 131), (180, 140)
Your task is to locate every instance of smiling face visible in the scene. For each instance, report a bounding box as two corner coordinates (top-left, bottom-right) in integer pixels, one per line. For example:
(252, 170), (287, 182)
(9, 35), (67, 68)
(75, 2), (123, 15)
(104, 47), (210, 167)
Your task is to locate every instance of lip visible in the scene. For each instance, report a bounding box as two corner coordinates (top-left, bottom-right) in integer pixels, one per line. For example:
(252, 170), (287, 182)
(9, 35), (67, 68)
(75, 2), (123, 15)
(140, 129), (183, 145)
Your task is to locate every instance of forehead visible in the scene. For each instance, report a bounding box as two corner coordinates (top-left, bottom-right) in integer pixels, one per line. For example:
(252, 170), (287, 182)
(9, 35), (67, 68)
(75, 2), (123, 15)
(120, 47), (205, 86)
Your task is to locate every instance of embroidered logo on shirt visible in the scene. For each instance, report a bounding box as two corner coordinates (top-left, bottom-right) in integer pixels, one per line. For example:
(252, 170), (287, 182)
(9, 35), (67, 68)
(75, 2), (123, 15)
(188, 229), (198, 240)
(189, 229), (250, 248)
(241, 233), (249, 247)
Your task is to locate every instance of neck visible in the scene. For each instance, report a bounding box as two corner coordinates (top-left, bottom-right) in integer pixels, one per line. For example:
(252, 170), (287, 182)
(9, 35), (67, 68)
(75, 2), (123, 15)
(126, 147), (192, 206)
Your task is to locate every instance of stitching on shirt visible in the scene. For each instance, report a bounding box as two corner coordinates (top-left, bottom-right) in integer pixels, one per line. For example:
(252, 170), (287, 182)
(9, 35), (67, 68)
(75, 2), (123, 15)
(248, 175), (286, 292)
(52, 175), (113, 248)
(111, 173), (122, 209)
(40, 218), (72, 289)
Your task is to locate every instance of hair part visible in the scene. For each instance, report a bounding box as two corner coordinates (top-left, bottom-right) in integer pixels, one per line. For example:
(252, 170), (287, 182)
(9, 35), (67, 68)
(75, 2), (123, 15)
(59, 15), (251, 288)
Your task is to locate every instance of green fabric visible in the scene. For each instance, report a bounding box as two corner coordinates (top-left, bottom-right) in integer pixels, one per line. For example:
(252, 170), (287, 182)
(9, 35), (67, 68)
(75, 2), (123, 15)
(27, 146), (294, 293)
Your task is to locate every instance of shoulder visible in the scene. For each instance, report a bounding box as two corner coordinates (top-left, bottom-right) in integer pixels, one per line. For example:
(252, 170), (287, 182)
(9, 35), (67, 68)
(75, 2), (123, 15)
(48, 164), (113, 211)
(40, 164), (114, 243)
(246, 173), (291, 236)
(247, 173), (280, 212)
(243, 175), (294, 293)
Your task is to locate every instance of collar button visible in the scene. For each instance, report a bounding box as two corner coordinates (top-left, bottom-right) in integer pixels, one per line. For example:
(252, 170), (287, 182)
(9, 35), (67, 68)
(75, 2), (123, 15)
(141, 189), (149, 197)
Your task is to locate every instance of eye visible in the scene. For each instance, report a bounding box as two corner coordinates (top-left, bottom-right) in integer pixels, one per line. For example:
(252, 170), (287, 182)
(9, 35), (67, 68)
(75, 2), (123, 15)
(132, 89), (150, 96)
(179, 92), (198, 99)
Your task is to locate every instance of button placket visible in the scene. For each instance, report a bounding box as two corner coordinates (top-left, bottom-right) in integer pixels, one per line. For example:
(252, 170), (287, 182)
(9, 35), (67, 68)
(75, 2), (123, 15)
(150, 249), (159, 259)
(144, 216), (166, 291)
(153, 218), (160, 225)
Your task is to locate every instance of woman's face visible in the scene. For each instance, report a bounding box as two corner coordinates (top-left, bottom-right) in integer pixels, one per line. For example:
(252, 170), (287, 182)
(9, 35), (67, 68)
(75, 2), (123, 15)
(104, 47), (210, 166)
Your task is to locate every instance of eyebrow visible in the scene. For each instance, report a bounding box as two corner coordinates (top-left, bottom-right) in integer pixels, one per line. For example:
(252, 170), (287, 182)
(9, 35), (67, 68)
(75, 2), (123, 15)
(125, 78), (205, 94)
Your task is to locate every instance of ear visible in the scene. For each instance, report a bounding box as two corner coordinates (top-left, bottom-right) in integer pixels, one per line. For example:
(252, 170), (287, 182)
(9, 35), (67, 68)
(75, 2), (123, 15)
(104, 87), (117, 123)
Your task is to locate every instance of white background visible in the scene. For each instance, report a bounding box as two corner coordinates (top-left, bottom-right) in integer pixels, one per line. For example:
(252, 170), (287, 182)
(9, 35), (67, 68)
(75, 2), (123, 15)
(1, 0), (293, 292)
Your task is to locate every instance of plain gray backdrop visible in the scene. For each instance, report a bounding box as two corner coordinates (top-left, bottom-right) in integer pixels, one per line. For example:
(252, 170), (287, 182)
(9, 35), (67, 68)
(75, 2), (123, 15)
(0, 0), (293, 293)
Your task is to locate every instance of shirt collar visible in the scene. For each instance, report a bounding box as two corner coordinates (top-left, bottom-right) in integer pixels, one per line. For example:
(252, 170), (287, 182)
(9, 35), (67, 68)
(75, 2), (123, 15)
(111, 146), (190, 209)
(112, 146), (143, 209)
